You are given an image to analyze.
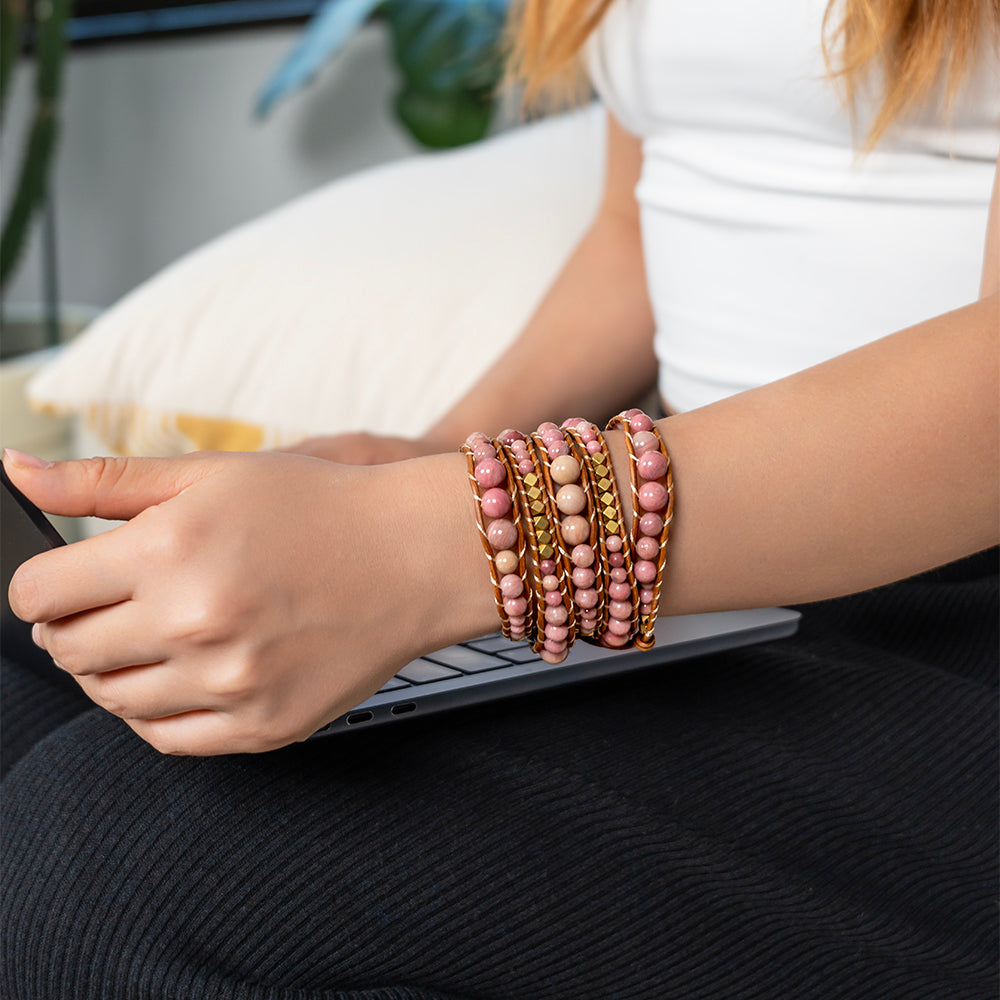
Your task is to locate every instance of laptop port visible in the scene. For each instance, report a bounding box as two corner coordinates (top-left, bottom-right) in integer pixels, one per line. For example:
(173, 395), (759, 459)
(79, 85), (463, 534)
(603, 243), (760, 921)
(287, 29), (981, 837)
(391, 703), (417, 715)
(345, 711), (374, 725)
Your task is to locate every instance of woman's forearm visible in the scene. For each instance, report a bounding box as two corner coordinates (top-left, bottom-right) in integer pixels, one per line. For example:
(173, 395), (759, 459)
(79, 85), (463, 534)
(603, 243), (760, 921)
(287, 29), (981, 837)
(439, 293), (999, 642)
(423, 209), (657, 449)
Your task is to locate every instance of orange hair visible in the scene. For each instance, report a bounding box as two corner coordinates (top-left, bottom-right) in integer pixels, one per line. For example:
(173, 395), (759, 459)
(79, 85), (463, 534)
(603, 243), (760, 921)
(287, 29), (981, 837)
(506, 0), (999, 146)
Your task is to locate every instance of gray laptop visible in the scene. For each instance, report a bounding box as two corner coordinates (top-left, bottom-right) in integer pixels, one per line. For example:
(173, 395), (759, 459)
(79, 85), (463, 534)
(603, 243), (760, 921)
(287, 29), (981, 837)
(2, 466), (801, 740)
(311, 606), (800, 736)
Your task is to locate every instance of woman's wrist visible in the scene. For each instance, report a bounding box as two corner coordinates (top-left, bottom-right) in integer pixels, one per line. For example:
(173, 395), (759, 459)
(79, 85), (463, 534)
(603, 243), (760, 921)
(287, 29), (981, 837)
(376, 451), (499, 653)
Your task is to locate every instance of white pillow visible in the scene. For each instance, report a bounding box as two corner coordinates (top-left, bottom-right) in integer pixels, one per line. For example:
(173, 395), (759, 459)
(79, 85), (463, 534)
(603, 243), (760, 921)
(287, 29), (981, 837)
(29, 107), (605, 456)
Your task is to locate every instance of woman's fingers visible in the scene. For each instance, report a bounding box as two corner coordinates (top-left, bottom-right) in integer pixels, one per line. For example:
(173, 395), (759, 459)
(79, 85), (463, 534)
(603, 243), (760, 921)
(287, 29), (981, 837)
(37, 599), (174, 676)
(75, 663), (223, 720)
(9, 524), (138, 623)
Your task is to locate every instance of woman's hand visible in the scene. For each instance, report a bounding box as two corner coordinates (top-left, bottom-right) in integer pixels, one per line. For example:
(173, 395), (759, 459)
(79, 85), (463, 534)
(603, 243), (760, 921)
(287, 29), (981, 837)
(4, 448), (492, 755)
(278, 432), (447, 465)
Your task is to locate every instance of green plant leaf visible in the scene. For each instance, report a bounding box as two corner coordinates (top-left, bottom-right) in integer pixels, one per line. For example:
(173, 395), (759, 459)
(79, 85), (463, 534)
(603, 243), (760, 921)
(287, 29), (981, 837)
(394, 84), (493, 148)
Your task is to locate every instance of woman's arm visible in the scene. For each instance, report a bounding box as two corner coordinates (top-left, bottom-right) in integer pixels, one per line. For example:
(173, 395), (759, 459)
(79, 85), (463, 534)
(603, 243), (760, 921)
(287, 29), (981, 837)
(7, 164), (996, 757)
(285, 113), (657, 463)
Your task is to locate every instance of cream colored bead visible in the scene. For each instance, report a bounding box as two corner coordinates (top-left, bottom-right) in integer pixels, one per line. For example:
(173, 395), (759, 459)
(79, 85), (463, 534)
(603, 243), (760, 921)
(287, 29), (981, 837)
(550, 454), (581, 485)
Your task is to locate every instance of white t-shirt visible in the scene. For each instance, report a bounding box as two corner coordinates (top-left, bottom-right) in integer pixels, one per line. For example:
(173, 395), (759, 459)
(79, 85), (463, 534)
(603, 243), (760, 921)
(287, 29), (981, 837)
(586, 0), (999, 411)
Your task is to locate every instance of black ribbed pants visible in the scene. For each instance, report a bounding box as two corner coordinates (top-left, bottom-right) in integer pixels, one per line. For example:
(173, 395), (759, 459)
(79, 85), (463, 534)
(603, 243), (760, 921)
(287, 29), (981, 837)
(2, 551), (997, 1000)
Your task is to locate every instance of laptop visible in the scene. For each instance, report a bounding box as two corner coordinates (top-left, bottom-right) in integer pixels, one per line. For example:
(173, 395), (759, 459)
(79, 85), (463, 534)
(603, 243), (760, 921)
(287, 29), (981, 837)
(2, 465), (801, 737)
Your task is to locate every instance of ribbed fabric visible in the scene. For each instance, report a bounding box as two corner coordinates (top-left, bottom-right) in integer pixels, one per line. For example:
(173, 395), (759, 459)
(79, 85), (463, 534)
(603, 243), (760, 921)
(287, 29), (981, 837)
(2, 550), (996, 1000)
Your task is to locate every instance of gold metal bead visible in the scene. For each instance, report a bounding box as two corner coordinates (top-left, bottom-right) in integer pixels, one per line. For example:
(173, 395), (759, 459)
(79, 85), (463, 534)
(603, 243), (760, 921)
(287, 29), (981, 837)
(539, 544), (555, 559)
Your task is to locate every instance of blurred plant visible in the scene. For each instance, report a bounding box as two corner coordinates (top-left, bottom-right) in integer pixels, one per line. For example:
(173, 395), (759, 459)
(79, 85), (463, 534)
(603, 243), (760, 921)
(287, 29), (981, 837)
(0, 0), (70, 288)
(256, 0), (510, 149)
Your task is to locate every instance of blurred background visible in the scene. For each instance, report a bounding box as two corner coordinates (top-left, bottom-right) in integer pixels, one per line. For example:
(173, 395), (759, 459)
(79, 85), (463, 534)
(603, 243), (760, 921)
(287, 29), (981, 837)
(1, 0), (513, 317)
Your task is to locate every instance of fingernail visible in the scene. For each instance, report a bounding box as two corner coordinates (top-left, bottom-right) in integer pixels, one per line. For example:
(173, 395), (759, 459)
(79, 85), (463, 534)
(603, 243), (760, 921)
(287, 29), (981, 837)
(31, 623), (44, 649)
(2, 449), (53, 470)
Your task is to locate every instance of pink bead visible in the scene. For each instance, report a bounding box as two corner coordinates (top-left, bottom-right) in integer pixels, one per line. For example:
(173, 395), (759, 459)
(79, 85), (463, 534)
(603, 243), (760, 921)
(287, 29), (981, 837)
(550, 454), (581, 485)
(561, 515), (589, 545)
(571, 566), (595, 588)
(500, 574), (524, 599)
(465, 431), (488, 447)
(579, 425), (597, 443)
(611, 567), (627, 583)
(474, 458), (506, 489)
(639, 587), (655, 604)
(495, 550), (518, 574)
(575, 588), (598, 609)
(504, 597), (527, 616)
(542, 574), (560, 592)
(606, 617), (632, 637)
(638, 450), (667, 481)
(541, 428), (563, 445)
(537, 421), (560, 434)
(608, 551), (625, 567)
(547, 625), (569, 642)
(609, 581), (631, 601)
(560, 417), (585, 430)
(547, 440), (569, 458)
(510, 438), (528, 454)
(472, 442), (496, 462)
(636, 536), (659, 560)
(481, 488), (512, 519)
(602, 631), (630, 648)
(624, 408), (643, 419)
(638, 481), (668, 512)
(545, 605), (568, 626)
(605, 533), (623, 553)
(580, 609), (598, 621)
(487, 519), (517, 550)
(544, 590), (564, 607)
(640, 603), (654, 615)
(609, 600), (632, 621)
(539, 559), (557, 575)
(509, 617), (526, 630)
(635, 560), (658, 584)
(541, 648), (568, 664)
(639, 511), (664, 537)
(571, 544), (595, 568)
(632, 431), (658, 456)
(586, 440), (602, 455)
(518, 459), (535, 475)
(498, 428), (524, 444)
(629, 412), (654, 433)
(555, 484), (586, 515)
(543, 638), (567, 655)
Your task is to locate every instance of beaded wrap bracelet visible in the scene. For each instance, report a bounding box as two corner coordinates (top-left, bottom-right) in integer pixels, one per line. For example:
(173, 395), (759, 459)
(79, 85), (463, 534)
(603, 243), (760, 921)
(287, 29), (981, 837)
(524, 433), (577, 663)
(562, 418), (640, 648)
(461, 434), (532, 642)
(606, 409), (674, 650)
(531, 425), (597, 646)
(498, 436), (549, 651)
(461, 409), (672, 657)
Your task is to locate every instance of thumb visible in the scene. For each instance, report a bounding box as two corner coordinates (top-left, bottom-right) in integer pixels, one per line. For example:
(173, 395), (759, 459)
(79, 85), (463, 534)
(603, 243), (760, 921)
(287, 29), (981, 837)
(2, 450), (213, 521)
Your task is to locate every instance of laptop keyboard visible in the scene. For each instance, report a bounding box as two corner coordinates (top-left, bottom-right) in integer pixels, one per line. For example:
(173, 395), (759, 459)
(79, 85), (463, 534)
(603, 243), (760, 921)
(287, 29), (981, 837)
(381, 634), (542, 690)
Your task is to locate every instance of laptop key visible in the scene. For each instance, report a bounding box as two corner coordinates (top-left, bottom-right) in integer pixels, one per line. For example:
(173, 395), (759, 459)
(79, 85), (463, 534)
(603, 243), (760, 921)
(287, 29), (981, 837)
(466, 635), (529, 654)
(396, 660), (462, 684)
(379, 677), (411, 692)
(498, 645), (544, 664)
(423, 647), (510, 673)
